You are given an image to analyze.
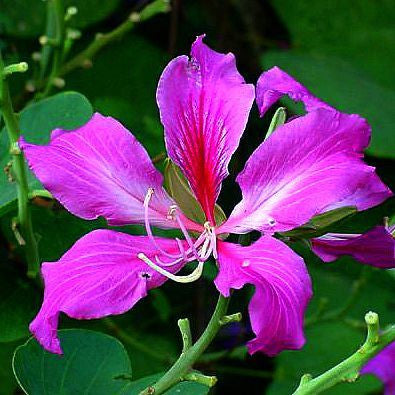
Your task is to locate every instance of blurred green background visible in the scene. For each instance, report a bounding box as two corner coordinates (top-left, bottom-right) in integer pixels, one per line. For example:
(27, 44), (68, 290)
(0, 1), (394, 394)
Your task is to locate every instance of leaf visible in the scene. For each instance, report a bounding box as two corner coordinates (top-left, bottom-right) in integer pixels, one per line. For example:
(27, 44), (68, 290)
(261, 50), (395, 158)
(164, 160), (227, 226)
(123, 373), (210, 395)
(280, 206), (357, 239)
(265, 107), (286, 140)
(0, 91), (93, 213)
(0, 0), (120, 38)
(0, 341), (19, 395)
(269, 0), (395, 89)
(0, 263), (40, 343)
(150, 289), (172, 323)
(13, 329), (133, 395)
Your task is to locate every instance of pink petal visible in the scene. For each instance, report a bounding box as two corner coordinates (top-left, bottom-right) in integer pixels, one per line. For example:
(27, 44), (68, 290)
(256, 66), (334, 117)
(157, 35), (255, 224)
(361, 342), (395, 395)
(219, 109), (392, 235)
(20, 113), (201, 231)
(312, 226), (395, 268)
(30, 230), (188, 354)
(215, 237), (312, 356)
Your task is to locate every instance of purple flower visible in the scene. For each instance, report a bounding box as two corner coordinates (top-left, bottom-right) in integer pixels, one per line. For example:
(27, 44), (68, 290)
(20, 37), (392, 355)
(361, 342), (395, 395)
(312, 225), (395, 268)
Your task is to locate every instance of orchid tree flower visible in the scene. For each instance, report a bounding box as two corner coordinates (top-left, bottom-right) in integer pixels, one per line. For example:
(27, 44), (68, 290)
(312, 224), (395, 268)
(20, 36), (392, 356)
(361, 342), (395, 395)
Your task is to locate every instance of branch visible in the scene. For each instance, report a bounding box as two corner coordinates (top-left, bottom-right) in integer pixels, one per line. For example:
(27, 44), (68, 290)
(59, 0), (170, 77)
(140, 295), (231, 395)
(0, 54), (40, 278)
(293, 312), (395, 395)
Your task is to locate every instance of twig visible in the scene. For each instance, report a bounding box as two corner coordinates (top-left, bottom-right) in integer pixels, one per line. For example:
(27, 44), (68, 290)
(59, 0), (170, 77)
(0, 55), (40, 278)
(293, 312), (395, 395)
(140, 295), (231, 395)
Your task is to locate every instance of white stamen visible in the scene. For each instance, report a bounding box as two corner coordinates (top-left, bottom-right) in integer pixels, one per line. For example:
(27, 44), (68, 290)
(138, 253), (204, 283)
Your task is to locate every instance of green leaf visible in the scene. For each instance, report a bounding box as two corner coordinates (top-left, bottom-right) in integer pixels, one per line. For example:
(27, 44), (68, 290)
(0, 263), (39, 343)
(150, 289), (171, 323)
(0, 91), (92, 213)
(123, 373), (210, 395)
(0, 340), (19, 395)
(13, 329), (133, 395)
(269, 0), (395, 89)
(280, 206), (357, 239)
(164, 160), (227, 226)
(261, 50), (395, 158)
(164, 160), (206, 224)
(0, 0), (120, 37)
(265, 107), (286, 140)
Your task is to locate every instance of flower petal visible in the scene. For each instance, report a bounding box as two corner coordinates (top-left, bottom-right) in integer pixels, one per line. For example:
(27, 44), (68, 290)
(256, 66), (333, 116)
(215, 237), (312, 356)
(157, 35), (255, 223)
(20, 113), (200, 231)
(312, 226), (395, 268)
(219, 109), (392, 235)
(30, 229), (187, 354)
(361, 342), (395, 395)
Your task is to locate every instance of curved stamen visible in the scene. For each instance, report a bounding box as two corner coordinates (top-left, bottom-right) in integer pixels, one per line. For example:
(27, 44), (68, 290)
(200, 235), (211, 257)
(144, 188), (181, 259)
(211, 229), (218, 259)
(154, 234), (206, 267)
(138, 253), (204, 283)
(175, 214), (205, 262)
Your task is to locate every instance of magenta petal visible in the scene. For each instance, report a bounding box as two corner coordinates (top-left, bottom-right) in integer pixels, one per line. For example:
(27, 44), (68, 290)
(29, 230), (187, 354)
(219, 109), (392, 235)
(215, 237), (312, 356)
(361, 342), (395, 395)
(20, 113), (199, 230)
(256, 66), (333, 117)
(157, 35), (255, 223)
(312, 226), (395, 268)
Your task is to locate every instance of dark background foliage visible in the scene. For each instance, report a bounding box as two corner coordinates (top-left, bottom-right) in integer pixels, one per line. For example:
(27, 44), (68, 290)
(0, 1), (394, 394)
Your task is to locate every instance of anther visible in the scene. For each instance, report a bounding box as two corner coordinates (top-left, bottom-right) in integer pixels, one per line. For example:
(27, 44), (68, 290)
(167, 204), (177, 220)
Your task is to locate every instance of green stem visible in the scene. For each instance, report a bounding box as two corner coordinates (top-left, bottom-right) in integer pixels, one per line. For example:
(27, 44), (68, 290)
(140, 294), (230, 395)
(0, 54), (40, 278)
(293, 312), (395, 395)
(59, 0), (170, 77)
(39, 0), (65, 98)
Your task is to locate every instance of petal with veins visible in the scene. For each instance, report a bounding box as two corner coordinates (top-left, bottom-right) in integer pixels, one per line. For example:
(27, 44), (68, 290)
(20, 113), (201, 231)
(219, 109), (392, 235)
(256, 66), (333, 117)
(312, 226), (395, 268)
(157, 35), (254, 223)
(215, 237), (312, 356)
(30, 230), (188, 354)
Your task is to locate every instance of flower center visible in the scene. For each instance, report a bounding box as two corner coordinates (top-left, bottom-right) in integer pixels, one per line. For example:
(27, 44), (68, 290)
(137, 188), (217, 283)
